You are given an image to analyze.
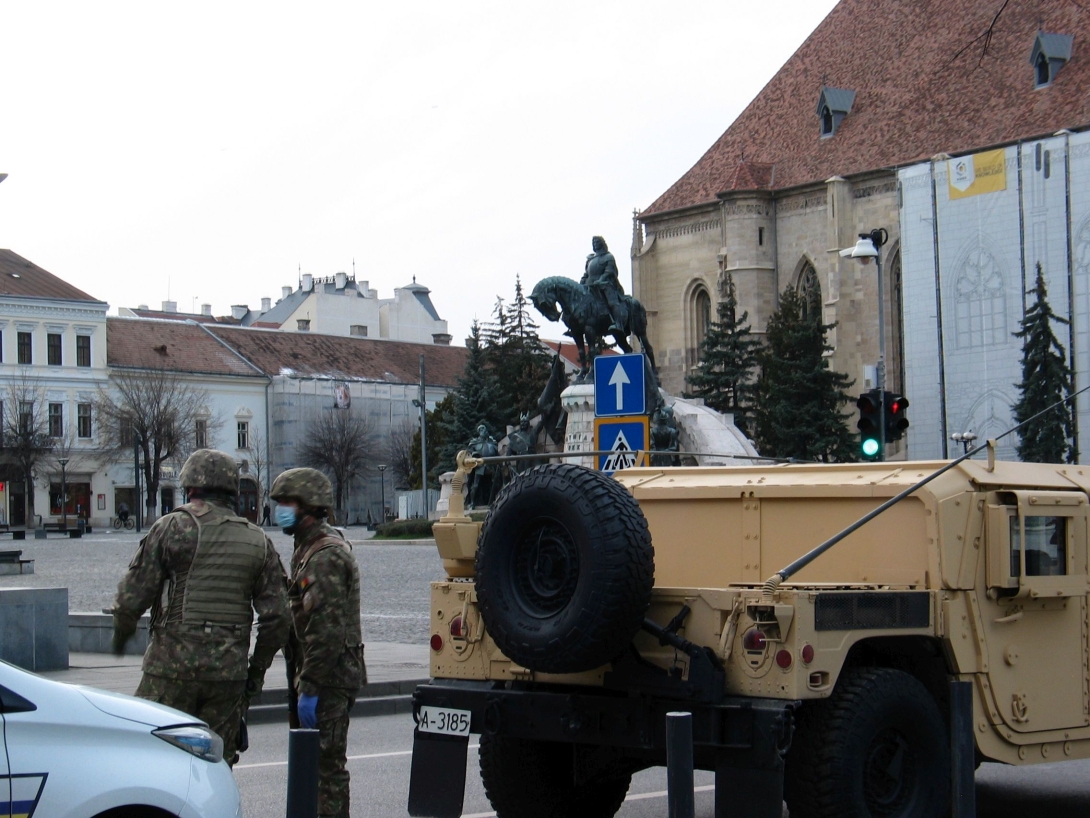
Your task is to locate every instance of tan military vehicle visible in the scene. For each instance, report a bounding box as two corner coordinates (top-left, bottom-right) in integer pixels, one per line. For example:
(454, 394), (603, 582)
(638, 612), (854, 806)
(407, 450), (1090, 818)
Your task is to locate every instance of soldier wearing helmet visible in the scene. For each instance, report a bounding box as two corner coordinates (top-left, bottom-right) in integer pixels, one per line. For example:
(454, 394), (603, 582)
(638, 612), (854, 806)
(111, 448), (290, 766)
(271, 467), (364, 818)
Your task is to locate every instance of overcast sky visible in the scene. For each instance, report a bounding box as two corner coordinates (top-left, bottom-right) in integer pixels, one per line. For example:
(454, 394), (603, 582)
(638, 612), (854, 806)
(0, 1), (838, 344)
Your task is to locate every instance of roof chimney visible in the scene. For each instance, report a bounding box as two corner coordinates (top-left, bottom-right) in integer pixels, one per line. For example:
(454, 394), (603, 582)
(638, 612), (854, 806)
(138, 304), (149, 311)
(231, 304), (248, 320)
(201, 303), (212, 317)
(301, 274), (313, 292)
(162, 300), (177, 313)
(432, 333), (453, 346)
(261, 297), (271, 312)
(282, 286), (292, 299)
(335, 272), (347, 290)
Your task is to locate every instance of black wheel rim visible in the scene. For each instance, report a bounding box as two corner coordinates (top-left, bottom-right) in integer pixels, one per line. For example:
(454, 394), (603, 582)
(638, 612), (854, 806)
(510, 517), (580, 618)
(863, 727), (916, 816)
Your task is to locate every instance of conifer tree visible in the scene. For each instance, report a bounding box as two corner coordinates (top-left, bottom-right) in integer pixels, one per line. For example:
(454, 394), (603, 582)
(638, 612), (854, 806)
(481, 296), (516, 425)
(685, 273), (761, 435)
(439, 320), (504, 473)
(1012, 263), (1074, 463)
(753, 287), (856, 462)
(501, 275), (552, 419)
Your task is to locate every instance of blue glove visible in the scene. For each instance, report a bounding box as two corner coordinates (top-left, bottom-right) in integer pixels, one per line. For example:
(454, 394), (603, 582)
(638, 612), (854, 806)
(298, 693), (319, 728)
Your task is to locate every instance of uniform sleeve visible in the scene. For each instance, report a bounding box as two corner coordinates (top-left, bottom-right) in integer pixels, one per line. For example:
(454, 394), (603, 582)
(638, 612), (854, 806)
(249, 537), (291, 672)
(110, 515), (179, 636)
(296, 549), (351, 696)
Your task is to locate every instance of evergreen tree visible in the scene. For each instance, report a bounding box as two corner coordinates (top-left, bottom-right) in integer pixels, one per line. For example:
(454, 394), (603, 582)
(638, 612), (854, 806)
(1012, 262), (1073, 463)
(501, 275), (553, 419)
(685, 273), (761, 435)
(753, 287), (856, 462)
(439, 320), (505, 473)
(481, 297), (516, 425)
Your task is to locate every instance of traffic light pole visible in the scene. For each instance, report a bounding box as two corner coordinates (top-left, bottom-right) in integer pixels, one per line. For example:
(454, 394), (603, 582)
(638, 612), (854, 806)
(875, 236), (886, 462)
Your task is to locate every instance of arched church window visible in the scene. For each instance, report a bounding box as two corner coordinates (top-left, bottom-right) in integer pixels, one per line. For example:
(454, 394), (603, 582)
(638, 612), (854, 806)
(694, 288), (711, 362)
(890, 250), (905, 393)
(955, 248), (1007, 348)
(821, 106), (834, 136)
(797, 262), (821, 321)
(1036, 52), (1050, 87)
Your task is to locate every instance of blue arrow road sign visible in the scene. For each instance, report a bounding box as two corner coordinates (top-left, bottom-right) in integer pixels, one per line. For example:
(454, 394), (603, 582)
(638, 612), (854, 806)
(594, 416), (649, 475)
(594, 353), (646, 417)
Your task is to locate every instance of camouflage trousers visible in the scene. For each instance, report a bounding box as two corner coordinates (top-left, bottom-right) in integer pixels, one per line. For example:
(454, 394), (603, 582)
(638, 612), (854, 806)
(136, 674), (247, 766)
(315, 687), (356, 818)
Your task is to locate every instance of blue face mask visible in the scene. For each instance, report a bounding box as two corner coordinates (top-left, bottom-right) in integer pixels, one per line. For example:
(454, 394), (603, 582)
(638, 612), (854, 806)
(275, 506), (297, 530)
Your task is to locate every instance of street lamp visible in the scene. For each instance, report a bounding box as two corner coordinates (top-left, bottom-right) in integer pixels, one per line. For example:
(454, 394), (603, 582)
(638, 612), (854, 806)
(950, 430), (977, 455)
(377, 464), (387, 525)
(57, 458), (69, 531)
(841, 228), (890, 459)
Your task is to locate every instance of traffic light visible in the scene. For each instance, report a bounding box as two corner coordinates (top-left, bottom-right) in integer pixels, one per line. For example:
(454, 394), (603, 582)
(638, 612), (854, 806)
(885, 393), (910, 442)
(856, 388), (882, 459)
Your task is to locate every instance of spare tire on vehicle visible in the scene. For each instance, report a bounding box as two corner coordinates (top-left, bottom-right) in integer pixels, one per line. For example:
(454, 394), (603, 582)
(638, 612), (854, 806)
(475, 463), (654, 674)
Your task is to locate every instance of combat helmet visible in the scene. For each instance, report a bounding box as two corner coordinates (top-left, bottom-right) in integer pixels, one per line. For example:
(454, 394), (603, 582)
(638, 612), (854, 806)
(179, 449), (240, 494)
(270, 468), (334, 512)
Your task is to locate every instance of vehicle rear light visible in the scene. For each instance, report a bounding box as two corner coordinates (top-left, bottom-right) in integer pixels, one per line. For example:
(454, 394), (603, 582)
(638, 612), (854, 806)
(449, 616), (464, 638)
(430, 634), (444, 652)
(742, 628), (767, 651)
(800, 644), (815, 665)
(776, 649), (792, 669)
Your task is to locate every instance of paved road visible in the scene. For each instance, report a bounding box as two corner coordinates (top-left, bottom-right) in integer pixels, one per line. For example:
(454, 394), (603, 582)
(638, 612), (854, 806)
(0, 527), (443, 643)
(236, 711), (1090, 817)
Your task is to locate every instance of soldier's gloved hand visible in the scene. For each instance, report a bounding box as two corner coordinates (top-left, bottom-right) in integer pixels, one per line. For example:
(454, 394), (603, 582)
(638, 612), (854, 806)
(298, 693), (319, 728)
(244, 665), (265, 701)
(110, 629), (131, 657)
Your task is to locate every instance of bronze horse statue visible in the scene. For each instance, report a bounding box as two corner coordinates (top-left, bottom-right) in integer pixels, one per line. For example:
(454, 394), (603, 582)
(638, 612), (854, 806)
(530, 276), (656, 379)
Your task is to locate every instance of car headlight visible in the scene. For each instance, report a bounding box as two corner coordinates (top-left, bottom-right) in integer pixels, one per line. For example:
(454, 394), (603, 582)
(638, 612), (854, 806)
(153, 724), (224, 763)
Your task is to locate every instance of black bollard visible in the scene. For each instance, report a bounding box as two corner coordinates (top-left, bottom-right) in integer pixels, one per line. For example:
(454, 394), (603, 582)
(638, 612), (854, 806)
(286, 728), (320, 818)
(666, 711), (695, 818)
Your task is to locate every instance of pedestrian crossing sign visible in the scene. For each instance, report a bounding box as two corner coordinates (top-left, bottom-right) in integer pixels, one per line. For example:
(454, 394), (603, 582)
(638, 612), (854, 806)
(593, 416), (649, 475)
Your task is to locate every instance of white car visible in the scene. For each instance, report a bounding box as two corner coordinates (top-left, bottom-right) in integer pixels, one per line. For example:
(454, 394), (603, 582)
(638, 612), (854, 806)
(0, 659), (241, 817)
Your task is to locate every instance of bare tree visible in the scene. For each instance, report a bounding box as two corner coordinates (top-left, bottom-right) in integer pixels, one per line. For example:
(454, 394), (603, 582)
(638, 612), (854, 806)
(0, 371), (54, 524)
(245, 425), (269, 501)
(47, 425), (94, 524)
(385, 418), (415, 489)
(298, 408), (377, 523)
(95, 366), (218, 522)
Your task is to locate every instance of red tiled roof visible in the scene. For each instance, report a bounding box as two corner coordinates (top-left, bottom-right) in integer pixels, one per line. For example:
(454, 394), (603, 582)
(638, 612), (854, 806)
(0, 250), (102, 302)
(107, 318), (263, 378)
(541, 339), (618, 371)
(207, 326), (468, 386)
(645, 0), (1090, 214)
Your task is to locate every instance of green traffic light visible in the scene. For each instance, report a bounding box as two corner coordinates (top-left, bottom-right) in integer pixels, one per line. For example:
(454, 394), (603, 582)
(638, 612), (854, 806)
(862, 438), (880, 457)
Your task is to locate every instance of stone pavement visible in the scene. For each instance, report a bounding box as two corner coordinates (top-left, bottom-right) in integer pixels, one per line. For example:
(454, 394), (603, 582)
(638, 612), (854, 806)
(40, 641), (430, 723)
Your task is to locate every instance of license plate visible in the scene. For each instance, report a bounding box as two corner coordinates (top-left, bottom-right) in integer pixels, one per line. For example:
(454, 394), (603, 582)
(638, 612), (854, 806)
(418, 706), (472, 736)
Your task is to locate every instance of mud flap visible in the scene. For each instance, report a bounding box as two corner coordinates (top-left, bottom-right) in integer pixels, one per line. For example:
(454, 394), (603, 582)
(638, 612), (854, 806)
(407, 729), (468, 818)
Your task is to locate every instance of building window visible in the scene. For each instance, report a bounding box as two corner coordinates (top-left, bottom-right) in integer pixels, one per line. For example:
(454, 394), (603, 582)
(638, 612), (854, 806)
(297, 319), (311, 331)
(17, 332), (31, 364)
(76, 335), (91, 368)
(77, 403), (92, 438)
(237, 420), (249, 450)
(0, 400), (4, 445)
(195, 418), (208, 449)
(0, 330), (4, 362)
(821, 106), (834, 136)
(19, 401), (33, 434)
(47, 333), (62, 366)
(689, 286), (712, 366)
(119, 415), (133, 447)
(48, 403), (63, 438)
(1035, 52), (1051, 87)
(955, 248), (1007, 348)
(350, 324), (368, 337)
(797, 262), (822, 322)
(758, 227), (765, 246)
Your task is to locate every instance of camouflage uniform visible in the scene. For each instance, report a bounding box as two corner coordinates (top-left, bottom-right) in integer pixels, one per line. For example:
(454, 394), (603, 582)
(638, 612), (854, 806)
(112, 450), (290, 765)
(274, 468), (364, 818)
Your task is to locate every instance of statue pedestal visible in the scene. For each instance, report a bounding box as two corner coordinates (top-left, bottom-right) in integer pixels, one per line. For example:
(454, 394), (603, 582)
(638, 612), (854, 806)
(561, 382), (596, 469)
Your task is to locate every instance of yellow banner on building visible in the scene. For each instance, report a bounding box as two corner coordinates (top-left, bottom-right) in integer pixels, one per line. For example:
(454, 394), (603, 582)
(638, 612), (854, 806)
(948, 149), (1007, 199)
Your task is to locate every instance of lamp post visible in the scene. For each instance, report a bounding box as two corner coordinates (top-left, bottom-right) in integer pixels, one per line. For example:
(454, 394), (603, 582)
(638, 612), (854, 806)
(377, 464), (387, 525)
(57, 458), (69, 531)
(950, 431), (977, 455)
(841, 228), (890, 460)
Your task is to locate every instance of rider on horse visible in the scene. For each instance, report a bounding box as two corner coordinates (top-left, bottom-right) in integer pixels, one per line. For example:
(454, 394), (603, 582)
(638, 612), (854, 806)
(582, 236), (626, 335)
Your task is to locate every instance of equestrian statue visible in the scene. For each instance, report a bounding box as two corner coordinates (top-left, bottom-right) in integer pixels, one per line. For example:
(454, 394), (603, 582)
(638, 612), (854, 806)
(530, 236), (656, 380)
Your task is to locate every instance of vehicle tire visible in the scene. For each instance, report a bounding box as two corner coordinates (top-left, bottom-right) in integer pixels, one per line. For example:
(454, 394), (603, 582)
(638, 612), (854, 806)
(475, 463), (654, 673)
(479, 733), (631, 818)
(784, 667), (950, 818)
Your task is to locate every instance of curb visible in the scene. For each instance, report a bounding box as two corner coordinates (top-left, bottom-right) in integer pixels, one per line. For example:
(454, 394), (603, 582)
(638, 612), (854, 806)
(246, 679), (427, 725)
